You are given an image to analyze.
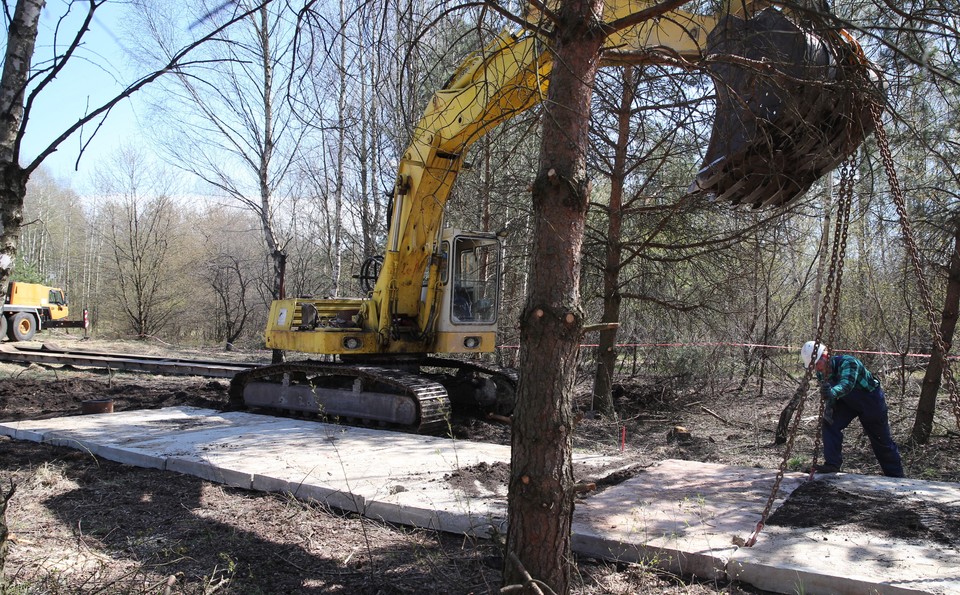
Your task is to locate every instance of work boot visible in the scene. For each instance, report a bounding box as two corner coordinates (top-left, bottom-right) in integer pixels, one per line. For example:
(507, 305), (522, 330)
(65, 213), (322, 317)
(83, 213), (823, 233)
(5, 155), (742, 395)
(812, 463), (841, 474)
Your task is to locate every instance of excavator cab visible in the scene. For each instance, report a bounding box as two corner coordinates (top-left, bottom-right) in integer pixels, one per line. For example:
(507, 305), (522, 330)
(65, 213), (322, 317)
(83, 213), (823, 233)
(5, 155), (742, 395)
(448, 235), (499, 324)
(432, 229), (502, 351)
(689, 8), (880, 209)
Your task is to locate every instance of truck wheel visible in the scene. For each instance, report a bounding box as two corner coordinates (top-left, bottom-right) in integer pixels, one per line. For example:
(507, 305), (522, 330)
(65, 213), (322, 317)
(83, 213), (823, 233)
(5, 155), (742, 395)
(9, 312), (36, 342)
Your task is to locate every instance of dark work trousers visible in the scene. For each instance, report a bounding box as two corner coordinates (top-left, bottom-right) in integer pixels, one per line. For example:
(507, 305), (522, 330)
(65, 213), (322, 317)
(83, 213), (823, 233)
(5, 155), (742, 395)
(822, 386), (904, 477)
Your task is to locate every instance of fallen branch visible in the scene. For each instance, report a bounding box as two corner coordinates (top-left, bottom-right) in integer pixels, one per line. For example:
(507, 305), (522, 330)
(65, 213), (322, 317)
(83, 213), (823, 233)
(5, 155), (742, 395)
(501, 551), (556, 595)
(700, 405), (734, 426)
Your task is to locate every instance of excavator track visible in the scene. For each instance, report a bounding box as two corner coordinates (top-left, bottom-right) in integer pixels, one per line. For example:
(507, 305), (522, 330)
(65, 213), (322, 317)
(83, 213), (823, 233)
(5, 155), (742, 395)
(229, 361), (452, 434)
(418, 356), (518, 415)
(421, 356), (518, 390)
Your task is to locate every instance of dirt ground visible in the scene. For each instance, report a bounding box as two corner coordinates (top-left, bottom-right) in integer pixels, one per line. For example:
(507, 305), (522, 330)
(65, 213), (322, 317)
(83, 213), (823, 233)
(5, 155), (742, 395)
(1, 335), (959, 594)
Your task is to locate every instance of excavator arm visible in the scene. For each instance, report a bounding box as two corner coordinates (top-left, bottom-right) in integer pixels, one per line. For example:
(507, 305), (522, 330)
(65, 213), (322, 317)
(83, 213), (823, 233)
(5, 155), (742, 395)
(249, 0), (878, 432)
(370, 30), (550, 347)
(369, 1), (875, 348)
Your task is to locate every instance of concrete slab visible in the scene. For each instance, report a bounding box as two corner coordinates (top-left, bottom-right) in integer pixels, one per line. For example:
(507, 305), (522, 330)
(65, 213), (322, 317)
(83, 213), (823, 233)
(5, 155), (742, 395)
(729, 472), (960, 595)
(572, 460), (806, 581)
(1, 407), (957, 595)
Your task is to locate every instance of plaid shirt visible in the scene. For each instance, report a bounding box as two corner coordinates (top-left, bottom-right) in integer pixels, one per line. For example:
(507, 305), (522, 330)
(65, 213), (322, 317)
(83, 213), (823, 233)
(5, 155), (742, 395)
(817, 354), (880, 400)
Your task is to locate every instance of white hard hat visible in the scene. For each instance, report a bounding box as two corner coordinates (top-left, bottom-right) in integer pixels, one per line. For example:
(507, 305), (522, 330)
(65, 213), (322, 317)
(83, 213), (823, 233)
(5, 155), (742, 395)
(800, 341), (827, 367)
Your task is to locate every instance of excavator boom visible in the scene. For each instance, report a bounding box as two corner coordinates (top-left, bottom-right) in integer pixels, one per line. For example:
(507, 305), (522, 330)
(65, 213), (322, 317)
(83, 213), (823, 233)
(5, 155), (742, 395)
(244, 2), (879, 432)
(367, 3), (876, 343)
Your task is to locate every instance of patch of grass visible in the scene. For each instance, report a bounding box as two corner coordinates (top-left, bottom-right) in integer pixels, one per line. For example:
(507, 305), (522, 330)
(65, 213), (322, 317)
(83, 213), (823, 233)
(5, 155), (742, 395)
(787, 457), (807, 472)
(26, 462), (78, 492)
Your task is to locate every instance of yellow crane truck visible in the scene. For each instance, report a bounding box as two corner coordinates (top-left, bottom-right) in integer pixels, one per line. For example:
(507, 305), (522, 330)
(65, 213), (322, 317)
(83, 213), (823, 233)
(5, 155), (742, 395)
(230, 2), (879, 432)
(2, 282), (87, 342)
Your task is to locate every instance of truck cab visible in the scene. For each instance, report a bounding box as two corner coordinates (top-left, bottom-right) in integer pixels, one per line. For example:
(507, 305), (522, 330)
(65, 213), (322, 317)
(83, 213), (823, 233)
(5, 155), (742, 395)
(2, 282), (84, 341)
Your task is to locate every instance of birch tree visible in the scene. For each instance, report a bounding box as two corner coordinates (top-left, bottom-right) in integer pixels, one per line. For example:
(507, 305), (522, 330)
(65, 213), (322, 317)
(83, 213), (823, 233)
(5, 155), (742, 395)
(97, 148), (182, 338)
(0, 0), (277, 308)
(135, 1), (303, 332)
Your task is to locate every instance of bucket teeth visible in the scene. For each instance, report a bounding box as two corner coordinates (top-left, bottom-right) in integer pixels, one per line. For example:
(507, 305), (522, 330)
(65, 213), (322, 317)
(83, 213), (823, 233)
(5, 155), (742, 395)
(692, 8), (880, 209)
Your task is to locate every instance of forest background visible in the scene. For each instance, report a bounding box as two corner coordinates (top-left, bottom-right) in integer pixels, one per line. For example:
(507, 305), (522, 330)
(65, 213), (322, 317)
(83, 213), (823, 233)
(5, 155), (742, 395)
(16, 0), (960, 430)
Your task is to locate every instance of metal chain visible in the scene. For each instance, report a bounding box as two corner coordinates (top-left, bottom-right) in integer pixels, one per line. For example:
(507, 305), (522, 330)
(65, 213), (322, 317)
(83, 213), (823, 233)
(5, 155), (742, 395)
(749, 52), (960, 548)
(870, 102), (960, 431)
(750, 99), (960, 545)
(829, 158), (856, 349)
(745, 155), (857, 548)
(809, 157), (856, 467)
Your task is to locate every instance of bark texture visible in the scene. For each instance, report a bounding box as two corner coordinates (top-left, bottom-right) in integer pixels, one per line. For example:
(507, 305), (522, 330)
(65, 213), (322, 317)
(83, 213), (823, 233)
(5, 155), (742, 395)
(911, 221), (960, 444)
(504, 0), (606, 592)
(0, 0), (44, 298)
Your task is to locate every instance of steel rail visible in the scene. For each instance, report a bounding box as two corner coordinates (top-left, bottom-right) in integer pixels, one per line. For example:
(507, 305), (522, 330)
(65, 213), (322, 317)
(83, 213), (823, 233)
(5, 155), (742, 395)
(0, 342), (260, 378)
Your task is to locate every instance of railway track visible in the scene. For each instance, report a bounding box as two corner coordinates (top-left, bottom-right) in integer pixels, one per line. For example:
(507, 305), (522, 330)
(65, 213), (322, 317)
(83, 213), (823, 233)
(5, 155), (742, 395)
(0, 342), (260, 378)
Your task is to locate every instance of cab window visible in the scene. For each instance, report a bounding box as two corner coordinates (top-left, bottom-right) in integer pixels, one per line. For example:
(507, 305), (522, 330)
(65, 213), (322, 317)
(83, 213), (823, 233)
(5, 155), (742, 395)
(451, 238), (499, 323)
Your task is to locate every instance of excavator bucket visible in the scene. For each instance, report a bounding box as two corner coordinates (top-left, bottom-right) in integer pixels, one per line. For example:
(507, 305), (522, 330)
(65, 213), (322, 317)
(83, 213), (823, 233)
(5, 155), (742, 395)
(690, 8), (879, 209)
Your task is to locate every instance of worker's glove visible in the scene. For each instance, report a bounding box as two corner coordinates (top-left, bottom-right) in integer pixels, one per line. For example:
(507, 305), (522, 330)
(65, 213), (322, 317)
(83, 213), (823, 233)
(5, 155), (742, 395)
(819, 383), (832, 401)
(822, 397), (836, 426)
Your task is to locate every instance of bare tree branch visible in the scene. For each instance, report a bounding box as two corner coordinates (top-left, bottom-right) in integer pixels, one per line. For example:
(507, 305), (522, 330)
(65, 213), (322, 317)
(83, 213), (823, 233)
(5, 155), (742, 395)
(23, 0), (278, 177)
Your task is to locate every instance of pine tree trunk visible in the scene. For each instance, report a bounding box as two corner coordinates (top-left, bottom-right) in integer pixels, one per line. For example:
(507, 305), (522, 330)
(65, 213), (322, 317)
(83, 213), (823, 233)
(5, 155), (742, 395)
(911, 221), (960, 444)
(592, 66), (633, 417)
(504, 0), (605, 591)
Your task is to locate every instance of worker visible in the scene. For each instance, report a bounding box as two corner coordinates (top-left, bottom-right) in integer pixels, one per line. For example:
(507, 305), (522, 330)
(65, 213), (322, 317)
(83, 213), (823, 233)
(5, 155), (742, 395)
(800, 341), (905, 478)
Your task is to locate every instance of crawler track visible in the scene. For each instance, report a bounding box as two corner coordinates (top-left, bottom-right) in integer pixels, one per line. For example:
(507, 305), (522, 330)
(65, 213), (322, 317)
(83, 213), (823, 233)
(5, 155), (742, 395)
(229, 361), (452, 434)
(0, 343), (514, 435)
(422, 356), (518, 389)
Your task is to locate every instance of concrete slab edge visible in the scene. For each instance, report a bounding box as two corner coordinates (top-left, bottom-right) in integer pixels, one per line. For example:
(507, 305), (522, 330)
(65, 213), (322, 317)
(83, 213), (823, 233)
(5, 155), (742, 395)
(574, 533), (944, 595)
(253, 474), (367, 514)
(0, 421), (45, 443)
(363, 499), (504, 538)
(571, 532), (728, 581)
(166, 458), (253, 489)
(728, 557), (935, 595)
(44, 432), (167, 471)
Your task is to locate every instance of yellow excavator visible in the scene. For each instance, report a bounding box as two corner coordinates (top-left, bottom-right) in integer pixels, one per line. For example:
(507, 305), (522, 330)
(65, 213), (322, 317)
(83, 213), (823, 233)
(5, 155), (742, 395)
(230, 2), (878, 432)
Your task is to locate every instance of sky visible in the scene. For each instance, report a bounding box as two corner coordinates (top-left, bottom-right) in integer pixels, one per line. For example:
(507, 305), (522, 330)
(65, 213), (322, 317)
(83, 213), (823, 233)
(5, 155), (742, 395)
(19, 2), (150, 192)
